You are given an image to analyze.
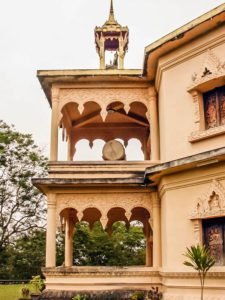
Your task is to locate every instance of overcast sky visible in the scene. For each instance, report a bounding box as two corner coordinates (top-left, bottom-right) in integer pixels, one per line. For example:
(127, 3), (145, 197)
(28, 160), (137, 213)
(0, 0), (224, 159)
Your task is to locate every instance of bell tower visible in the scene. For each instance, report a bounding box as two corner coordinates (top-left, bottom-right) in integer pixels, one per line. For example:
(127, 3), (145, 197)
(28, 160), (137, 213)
(34, 0), (161, 298)
(95, 0), (129, 69)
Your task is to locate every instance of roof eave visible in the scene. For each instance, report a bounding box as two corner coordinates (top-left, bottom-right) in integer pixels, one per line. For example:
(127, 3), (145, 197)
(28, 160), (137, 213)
(143, 3), (225, 79)
(145, 146), (225, 185)
(37, 69), (145, 107)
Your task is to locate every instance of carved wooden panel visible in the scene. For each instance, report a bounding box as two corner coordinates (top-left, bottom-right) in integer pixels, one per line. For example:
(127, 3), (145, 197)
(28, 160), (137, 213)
(203, 218), (225, 266)
(203, 86), (225, 130)
(204, 89), (218, 129)
(219, 86), (225, 126)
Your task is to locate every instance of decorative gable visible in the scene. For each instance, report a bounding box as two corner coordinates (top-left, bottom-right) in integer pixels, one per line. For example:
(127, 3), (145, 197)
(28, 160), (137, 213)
(190, 179), (225, 219)
(188, 49), (225, 92)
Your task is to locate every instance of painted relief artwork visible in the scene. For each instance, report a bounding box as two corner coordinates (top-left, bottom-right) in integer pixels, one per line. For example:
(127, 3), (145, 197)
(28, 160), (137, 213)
(204, 219), (225, 266)
(219, 87), (225, 125)
(204, 91), (218, 129)
(204, 86), (225, 129)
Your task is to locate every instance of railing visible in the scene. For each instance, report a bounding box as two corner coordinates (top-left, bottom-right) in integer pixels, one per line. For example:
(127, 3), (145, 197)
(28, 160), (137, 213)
(0, 279), (30, 285)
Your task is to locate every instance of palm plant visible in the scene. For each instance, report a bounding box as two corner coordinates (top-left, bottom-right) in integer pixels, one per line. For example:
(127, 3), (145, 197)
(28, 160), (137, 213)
(183, 244), (215, 300)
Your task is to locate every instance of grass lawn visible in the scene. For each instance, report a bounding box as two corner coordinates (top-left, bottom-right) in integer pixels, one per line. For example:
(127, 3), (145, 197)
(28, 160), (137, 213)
(0, 284), (35, 300)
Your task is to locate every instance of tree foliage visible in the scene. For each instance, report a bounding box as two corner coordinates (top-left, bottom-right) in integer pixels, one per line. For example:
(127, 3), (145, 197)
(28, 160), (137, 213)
(183, 244), (215, 300)
(0, 120), (47, 251)
(0, 120), (147, 279)
(72, 221), (146, 266)
(0, 230), (46, 279)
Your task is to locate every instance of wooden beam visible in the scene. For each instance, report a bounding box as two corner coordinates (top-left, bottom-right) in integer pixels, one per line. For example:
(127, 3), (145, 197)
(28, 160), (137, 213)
(72, 108), (149, 128)
(72, 109), (101, 128)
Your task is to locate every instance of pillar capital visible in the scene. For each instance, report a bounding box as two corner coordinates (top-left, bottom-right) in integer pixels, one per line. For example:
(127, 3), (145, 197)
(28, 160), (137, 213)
(148, 86), (157, 99)
(152, 192), (160, 207)
(191, 90), (199, 99)
(51, 87), (60, 103)
(47, 193), (56, 209)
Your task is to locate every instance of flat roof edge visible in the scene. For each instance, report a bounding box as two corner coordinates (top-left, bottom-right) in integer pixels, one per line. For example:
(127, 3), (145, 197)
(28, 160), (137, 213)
(37, 69), (143, 78)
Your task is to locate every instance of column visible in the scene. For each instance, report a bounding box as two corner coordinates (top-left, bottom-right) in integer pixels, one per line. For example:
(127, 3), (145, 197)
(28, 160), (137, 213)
(146, 225), (153, 267)
(50, 88), (59, 161)
(99, 35), (105, 70)
(152, 192), (161, 268)
(119, 53), (124, 69)
(46, 194), (57, 267)
(148, 87), (160, 161)
(67, 136), (72, 161)
(100, 47), (105, 69)
(65, 215), (73, 267)
(118, 40), (124, 70)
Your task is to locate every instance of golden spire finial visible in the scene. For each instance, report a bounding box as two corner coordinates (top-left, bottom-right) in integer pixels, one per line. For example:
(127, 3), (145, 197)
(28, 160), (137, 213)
(108, 0), (116, 23)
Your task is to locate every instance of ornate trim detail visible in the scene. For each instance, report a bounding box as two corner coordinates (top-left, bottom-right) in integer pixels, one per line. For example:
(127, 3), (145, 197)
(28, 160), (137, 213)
(189, 124), (225, 142)
(164, 295), (225, 300)
(56, 192), (153, 226)
(191, 91), (201, 131)
(43, 266), (160, 278)
(188, 50), (225, 91)
(160, 270), (225, 279)
(190, 179), (225, 219)
(193, 219), (202, 245)
(57, 88), (149, 123)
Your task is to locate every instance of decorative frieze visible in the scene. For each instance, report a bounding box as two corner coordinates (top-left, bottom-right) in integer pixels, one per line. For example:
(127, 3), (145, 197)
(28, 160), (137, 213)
(56, 192), (153, 227)
(189, 124), (225, 142)
(57, 88), (149, 124)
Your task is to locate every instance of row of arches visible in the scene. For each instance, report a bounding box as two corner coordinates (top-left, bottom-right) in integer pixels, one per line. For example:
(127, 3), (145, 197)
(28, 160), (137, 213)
(55, 100), (150, 161)
(50, 87), (160, 162)
(60, 206), (151, 232)
(60, 101), (149, 124)
(59, 207), (153, 268)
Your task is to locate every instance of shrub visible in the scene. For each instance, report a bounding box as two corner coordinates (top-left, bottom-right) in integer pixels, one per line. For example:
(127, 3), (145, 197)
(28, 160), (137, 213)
(30, 275), (45, 294)
(131, 291), (145, 300)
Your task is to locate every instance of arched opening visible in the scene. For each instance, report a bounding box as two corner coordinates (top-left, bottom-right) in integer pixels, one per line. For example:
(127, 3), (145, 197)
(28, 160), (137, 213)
(126, 138), (144, 160)
(71, 220), (146, 267)
(57, 100), (150, 161)
(130, 207), (153, 267)
(56, 206), (152, 267)
(82, 207), (102, 230)
(107, 207), (129, 235)
(59, 208), (78, 267)
(74, 139), (93, 161)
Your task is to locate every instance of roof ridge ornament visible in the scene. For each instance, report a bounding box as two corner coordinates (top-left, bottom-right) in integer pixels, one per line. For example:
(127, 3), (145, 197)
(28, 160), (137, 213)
(108, 0), (116, 23)
(95, 0), (129, 70)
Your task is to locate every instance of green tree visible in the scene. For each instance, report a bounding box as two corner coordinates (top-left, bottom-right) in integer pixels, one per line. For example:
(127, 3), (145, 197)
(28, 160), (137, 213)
(183, 244), (215, 300)
(0, 120), (47, 252)
(73, 221), (145, 266)
(10, 230), (46, 279)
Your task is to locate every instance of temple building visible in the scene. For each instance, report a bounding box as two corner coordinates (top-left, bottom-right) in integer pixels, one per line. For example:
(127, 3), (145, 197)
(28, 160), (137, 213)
(33, 1), (225, 299)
